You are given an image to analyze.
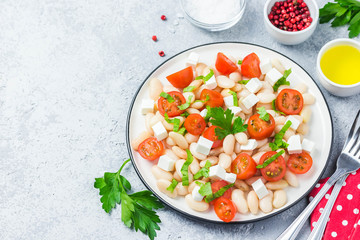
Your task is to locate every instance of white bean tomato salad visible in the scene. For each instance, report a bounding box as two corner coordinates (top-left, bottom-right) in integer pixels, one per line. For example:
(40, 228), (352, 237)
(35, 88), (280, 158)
(131, 51), (315, 222)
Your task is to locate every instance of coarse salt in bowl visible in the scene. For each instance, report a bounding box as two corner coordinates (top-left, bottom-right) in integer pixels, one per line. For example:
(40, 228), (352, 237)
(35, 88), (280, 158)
(180, 0), (246, 31)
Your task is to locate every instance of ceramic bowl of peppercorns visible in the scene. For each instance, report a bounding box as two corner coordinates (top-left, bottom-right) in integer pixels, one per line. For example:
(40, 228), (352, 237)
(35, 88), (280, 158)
(263, 0), (319, 45)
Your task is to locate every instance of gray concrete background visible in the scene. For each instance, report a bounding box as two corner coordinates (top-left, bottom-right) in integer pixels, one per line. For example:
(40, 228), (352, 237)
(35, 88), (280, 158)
(0, 0), (358, 239)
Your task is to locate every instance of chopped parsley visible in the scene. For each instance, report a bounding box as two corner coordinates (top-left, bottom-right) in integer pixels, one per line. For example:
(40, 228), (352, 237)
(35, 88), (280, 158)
(181, 150), (194, 186)
(273, 69), (292, 92)
(177, 127), (187, 135)
(238, 60), (243, 65)
(238, 80), (249, 85)
(194, 160), (211, 180)
(272, 99), (285, 115)
(203, 183), (234, 203)
(256, 150), (285, 169)
(195, 69), (214, 82)
(178, 95), (193, 110)
(183, 86), (195, 92)
(257, 107), (270, 121)
(166, 179), (179, 193)
(164, 113), (181, 132)
(180, 112), (190, 118)
(160, 92), (174, 103)
(229, 90), (239, 107)
(269, 121), (292, 151)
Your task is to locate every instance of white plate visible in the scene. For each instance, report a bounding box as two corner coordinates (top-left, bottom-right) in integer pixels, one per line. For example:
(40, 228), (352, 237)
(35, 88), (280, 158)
(126, 42), (333, 223)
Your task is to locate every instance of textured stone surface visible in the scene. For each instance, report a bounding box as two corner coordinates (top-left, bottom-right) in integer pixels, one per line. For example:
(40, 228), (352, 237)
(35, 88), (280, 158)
(0, 0), (358, 239)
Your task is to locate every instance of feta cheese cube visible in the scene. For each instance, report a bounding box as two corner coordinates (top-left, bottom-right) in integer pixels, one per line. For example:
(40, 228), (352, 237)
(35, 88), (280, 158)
(152, 121), (168, 141)
(186, 52), (199, 67)
(141, 99), (154, 115)
(265, 68), (283, 86)
(225, 173), (237, 183)
(205, 75), (217, 89)
(192, 185), (204, 202)
(260, 58), (272, 74)
(228, 106), (242, 116)
(252, 179), (269, 199)
(287, 135), (302, 154)
(302, 138), (315, 154)
(200, 108), (208, 118)
(195, 136), (213, 155)
(224, 95), (234, 108)
(157, 155), (176, 171)
(245, 78), (263, 93)
(285, 115), (301, 130)
(240, 139), (258, 150)
(209, 165), (226, 181)
(242, 94), (259, 109)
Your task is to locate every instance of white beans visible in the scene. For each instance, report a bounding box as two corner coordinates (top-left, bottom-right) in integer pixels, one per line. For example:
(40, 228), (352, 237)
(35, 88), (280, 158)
(252, 151), (265, 164)
(149, 78), (163, 100)
(189, 142), (207, 160)
(303, 93), (315, 105)
(259, 191), (273, 213)
(157, 179), (177, 198)
(184, 133), (199, 144)
(201, 156), (218, 167)
(185, 194), (209, 211)
(246, 176), (266, 186)
(231, 83), (242, 92)
(271, 58), (286, 74)
(274, 116), (286, 125)
(169, 132), (189, 149)
(166, 136), (176, 146)
(131, 131), (151, 150)
(189, 157), (200, 175)
(217, 75), (235, 88)
(221, 88), (232, 97)
(273, 190), (287, 209)
(265, 180), (289, 190)
(256, 138), (268, 148)
(165, 149), (179, 160)
(258, 144), (272, 152)
(196, 63), (207, 76)
(189, 79), (203, 90)
(218, 153), (232, 169)
(257, 93), (276, 103)
(194, 85), (208, 99)
(176, 183), (188, 196)
(183, 92), (195, 104)
(173, 171), (182, 181)
(163, 85), (180, 93)
(247, 190), (259, 215)
(209, 147), (224, 156)
(238, 89), (251, 98)
(186, 108), (200, 115)
(284, 170), (299, 187)
(301, 106), (312, 123)
(223, 134), (235, 155)
(172, 146), (187, 159)
(234, 179), (250, 192)
(190, 101), (204, 109)
(145, 113), (154, 134)
(232, 189), (249, 214)
(235, 132), (248, 145)
(283, 129), (295, 141)
(229, 72), (242, 82)
(234, 142), (241, 153)
(151, 165), (173, 181)
(294, 82), (307, 94)
(297, 123), (309, 135)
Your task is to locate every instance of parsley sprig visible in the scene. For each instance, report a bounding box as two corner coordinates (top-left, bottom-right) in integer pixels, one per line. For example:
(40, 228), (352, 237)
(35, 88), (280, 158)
(256, 150), (285, 169)
(319, 0), (360, 38)
(94, 159), (163, 240)
(269, 121), (292, 151)
(208, 107), (248, 140)
(273, 69), (292, 92)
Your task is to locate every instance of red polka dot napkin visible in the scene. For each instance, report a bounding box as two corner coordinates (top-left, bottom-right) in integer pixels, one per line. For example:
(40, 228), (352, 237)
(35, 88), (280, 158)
(309, 170), (360, 239)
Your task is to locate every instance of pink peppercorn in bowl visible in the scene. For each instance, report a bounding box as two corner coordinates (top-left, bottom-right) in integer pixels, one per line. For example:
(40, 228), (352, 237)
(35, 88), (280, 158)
(263, 0), (319, 45)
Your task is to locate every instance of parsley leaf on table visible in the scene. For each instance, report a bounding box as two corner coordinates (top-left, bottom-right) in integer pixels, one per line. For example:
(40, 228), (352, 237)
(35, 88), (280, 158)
(208, 107), (248, 140)
(94, 159), (163, 240)
(319, 0), (360, 38)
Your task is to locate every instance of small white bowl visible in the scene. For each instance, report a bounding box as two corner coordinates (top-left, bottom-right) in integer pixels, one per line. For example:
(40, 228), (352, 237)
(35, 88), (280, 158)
(316, 38), (360, 97)
(263, 0), (319, 45)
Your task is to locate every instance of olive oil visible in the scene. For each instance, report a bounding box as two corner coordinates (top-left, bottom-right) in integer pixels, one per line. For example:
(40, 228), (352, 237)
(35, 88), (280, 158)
(320, 45), (360, 85)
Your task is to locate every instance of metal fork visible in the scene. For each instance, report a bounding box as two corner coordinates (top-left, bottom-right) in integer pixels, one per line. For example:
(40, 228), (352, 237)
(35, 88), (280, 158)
(276, 110), (360, 240)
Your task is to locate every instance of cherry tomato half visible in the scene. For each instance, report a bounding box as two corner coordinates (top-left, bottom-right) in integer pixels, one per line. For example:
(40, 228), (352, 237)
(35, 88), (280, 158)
(203, 126), (224, 148)
(184, 114), (206, 135)
(214, 197), (237, 222)
(158, 91), (186, 117)
(215, 52), (238, 75)
(247, 113), (276, 140)
(287, 151), (313, 174)
(200, 89), (224, 108)
(275, 89), (304, 115)
(231, 153), (257, 180)
(241, 52), (261, 78)
(210, 180), (232, 205)
(166, 66), (194, 88)
(138, 137), (164, 161)
(259, 151), (286, 182)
